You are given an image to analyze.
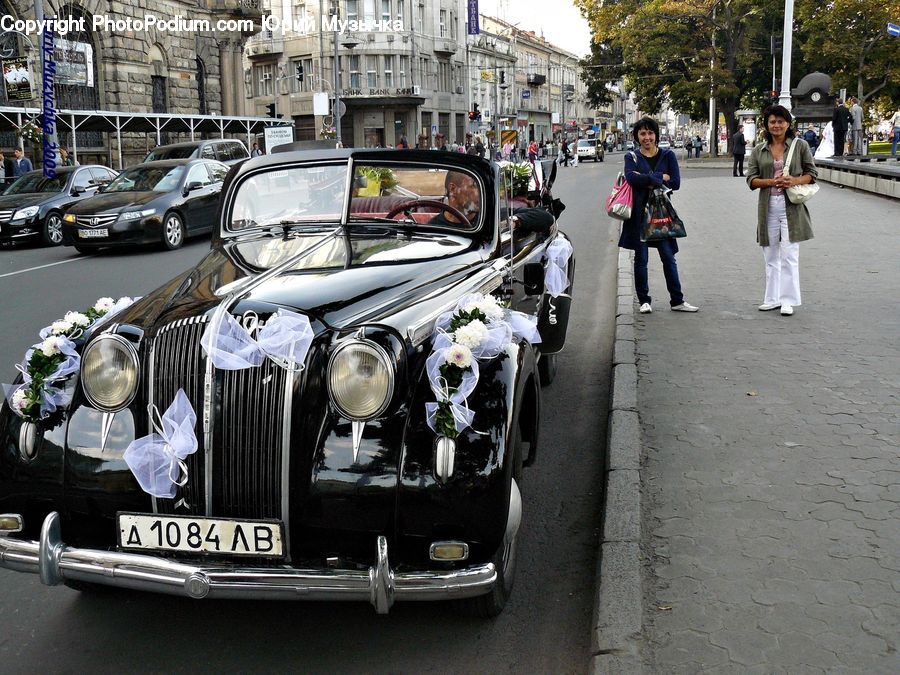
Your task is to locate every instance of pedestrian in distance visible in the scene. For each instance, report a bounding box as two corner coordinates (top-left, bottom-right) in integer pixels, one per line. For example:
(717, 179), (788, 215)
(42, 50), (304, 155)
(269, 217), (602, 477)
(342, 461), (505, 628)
(250, 142), (262, 157)
(732, 124), (747, 177)
(814, 122), (834, 160)
(802, 126), (818, 154)
(849, 97), (864, 155)
(831, 99), (852, 157)
(746, 104), (817, 317)
(0, 151), (13, 186)
(889, 106), (900, 157)
(620, 117), (699, 314)
(396, 135), (409, 149)
(12, 147), (32, 176)
(693, 135), (703, 158)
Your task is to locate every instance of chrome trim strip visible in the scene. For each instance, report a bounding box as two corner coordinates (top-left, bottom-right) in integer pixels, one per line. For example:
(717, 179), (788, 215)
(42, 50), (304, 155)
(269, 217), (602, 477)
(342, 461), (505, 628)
(148, 333), (157, 514)
(0, 513), (496, 610)
(203, 352), (214, 516)
(280, 367), (294, 562)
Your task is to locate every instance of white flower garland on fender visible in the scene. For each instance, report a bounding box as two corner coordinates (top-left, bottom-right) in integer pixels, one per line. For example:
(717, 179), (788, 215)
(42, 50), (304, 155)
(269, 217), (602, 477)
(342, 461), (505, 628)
(426, 293), (540, 439)
(2, 296), (136, 424)
(544, 237), (574, 298)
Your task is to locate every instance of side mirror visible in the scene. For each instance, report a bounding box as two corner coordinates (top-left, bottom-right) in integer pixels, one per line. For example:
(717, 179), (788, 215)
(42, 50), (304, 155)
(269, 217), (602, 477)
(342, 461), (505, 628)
(183, 181), (203, 196)
(71, 186), (85, 196)
(523, 262), (545, 296)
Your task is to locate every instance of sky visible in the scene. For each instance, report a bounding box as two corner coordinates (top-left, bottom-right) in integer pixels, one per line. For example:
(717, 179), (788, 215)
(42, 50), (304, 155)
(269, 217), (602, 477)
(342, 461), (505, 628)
(476, 0), (593, 57)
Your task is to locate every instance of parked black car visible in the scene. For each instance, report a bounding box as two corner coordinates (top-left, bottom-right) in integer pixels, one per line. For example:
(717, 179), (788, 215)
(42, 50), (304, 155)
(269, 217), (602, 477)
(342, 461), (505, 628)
(144, 139), (249, 166)
(0, 150), (575, 616)
(0, 166), (118, 246)
(61, 159), (229, 252)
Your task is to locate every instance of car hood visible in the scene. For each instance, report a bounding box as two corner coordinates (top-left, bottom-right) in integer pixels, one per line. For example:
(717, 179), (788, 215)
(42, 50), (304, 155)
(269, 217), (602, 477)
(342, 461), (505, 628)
(65, 191), (164, 214)
(113, 230), (489, 336)
(0, 193), (56, 209)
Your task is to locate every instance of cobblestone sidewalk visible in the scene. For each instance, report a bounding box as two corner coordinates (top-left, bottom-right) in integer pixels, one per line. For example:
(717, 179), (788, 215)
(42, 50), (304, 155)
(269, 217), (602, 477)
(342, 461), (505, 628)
(637, 177), (900, 672)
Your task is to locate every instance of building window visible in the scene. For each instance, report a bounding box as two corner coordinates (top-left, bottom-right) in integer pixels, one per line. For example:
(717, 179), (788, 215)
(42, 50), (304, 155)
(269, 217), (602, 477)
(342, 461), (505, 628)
(349, 55), (360, 88)
(303, 58), (315, 92)
(255, 63), (274, 96)
(384, 55), (393, 87)
(293, 0), (306, 30)
(449, 11), (455, 39)
(381, 0), (390, 22)
(196, 57), (207, 114)
(346, 0), (358, 22)
(364, 0), (375, 20)
(399, 55), (408, 86)
(439, 9), (446, 37)
(367, 55), (377, 88)
(417, 1), (424, 32)
(396, 0), (403, 23)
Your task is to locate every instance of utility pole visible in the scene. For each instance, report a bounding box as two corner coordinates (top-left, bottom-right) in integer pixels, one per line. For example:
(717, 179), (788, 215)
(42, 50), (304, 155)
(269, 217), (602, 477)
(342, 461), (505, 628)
(708, 4), (716, 157)
(777, 0), (794, 110)
(330, 1), (342, 145)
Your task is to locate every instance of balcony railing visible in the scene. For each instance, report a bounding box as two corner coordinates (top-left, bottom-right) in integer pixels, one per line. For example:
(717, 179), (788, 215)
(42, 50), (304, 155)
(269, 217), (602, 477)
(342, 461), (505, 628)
(527, 73), (546, 86)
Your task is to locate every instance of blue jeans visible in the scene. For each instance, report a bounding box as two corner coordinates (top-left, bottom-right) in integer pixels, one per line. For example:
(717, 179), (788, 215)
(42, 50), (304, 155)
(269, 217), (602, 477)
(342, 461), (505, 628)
(892, 127), (900, 156)
(634, 239), (684, 307)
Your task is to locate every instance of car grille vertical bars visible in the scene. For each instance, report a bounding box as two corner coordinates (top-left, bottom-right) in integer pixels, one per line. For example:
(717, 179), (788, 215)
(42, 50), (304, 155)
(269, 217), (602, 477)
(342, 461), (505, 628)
(149, 317), (209, 516)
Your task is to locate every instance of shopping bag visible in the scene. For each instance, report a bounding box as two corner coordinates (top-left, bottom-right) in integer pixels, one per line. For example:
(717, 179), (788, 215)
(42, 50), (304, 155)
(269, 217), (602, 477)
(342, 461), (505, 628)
(605, 173), (633, 221)
(640, 187), (687, 242)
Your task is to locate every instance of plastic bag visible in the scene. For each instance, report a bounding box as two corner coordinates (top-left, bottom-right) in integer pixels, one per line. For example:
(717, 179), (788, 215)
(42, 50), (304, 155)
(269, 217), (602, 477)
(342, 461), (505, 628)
(640, 187), (687, 242)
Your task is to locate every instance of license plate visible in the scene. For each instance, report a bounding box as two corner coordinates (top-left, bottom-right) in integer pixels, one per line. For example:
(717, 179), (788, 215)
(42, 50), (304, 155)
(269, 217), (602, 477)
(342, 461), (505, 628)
(117, 513), (284, 557)
(79, 228), (108, 238)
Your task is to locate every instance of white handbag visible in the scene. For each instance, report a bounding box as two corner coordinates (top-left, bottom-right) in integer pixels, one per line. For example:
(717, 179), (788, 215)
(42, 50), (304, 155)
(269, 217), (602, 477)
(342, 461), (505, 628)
(784, 138), (819, 205)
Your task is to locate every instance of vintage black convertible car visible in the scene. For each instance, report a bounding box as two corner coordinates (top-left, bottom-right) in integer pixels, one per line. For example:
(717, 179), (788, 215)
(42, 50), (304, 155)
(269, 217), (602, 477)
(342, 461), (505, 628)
(0, 149), (574, 616)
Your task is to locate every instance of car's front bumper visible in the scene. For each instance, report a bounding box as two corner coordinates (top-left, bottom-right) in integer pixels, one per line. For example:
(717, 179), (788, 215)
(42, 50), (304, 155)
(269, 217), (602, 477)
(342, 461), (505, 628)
(0, 512), (496, 613)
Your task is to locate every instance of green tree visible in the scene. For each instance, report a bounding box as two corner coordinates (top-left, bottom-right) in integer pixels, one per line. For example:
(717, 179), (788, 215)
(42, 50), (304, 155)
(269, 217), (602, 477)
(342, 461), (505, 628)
(576, 0), (799, 153)
(796, 0), (900, 104)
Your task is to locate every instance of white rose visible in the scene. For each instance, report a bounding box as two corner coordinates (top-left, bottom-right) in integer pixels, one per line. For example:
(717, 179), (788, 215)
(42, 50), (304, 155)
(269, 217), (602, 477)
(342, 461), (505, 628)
(93, 297), (115, 312)
(40, 336), (63, 357)
(50, 320), (73, 335)
(64, 311), (90, 327)
(445, 343), (472, 370)
(454, 319), (489, 350)
(464, 296), (504, 322)
(11, 388), (29, 412)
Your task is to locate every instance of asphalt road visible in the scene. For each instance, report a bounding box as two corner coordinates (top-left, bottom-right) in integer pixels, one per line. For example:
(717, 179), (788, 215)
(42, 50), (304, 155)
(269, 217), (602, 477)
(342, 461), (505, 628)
(0, 158), (620, 675)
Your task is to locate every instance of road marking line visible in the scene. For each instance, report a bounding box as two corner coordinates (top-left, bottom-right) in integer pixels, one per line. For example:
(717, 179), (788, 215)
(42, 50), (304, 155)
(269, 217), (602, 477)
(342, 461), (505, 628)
(0, 255), (93, 279)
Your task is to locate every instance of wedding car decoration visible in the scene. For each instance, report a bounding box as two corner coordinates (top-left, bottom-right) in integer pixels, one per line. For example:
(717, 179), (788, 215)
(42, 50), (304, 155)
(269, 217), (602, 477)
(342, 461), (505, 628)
(200, 306), (315, 372)
(544, 237), (574, 298)
(123, 389), (198, 499)
(3, 296), (135, 423)
(426, 293), (540, 440)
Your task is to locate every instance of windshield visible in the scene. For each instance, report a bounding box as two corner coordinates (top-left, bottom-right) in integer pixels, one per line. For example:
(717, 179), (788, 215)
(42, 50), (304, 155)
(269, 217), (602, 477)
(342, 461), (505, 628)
(230, 164), (349, 231)
(577, 140), (594, 147)
(5, 173), (65, 194)
(145, 146), (198, 161)
(104, 166), (185, 193)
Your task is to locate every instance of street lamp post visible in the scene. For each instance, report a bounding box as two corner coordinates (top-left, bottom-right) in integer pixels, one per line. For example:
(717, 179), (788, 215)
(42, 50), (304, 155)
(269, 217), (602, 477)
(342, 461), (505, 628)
(777, 0), (794, 110)
(331, 2), (342, 146)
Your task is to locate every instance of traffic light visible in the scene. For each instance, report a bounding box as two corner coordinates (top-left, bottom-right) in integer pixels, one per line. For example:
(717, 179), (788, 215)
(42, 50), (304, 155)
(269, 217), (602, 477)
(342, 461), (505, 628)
(469, 102), (480, 120)
(266, 102), (276, 118)
(770, 35), (783, 54)
(295, 63), (304, 83)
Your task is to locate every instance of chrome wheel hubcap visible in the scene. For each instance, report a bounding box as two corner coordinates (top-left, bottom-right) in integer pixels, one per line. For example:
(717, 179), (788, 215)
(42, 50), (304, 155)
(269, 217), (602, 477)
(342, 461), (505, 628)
(47, 216), (62, 244)
(165, 217), (182, 246)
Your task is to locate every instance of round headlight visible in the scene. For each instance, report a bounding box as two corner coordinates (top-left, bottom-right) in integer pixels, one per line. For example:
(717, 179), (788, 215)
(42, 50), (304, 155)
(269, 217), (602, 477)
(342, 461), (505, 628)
(80, 335), (139, 411)
(328, 340), (394, 420)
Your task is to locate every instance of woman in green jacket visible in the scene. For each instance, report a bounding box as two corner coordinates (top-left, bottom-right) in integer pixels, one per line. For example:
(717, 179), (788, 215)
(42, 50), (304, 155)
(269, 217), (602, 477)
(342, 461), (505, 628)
(746, 105), (817, 316)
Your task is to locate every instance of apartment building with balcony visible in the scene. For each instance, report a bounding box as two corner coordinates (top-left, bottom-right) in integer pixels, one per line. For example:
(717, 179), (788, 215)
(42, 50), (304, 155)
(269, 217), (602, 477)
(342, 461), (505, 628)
(246, 0), (469, 148)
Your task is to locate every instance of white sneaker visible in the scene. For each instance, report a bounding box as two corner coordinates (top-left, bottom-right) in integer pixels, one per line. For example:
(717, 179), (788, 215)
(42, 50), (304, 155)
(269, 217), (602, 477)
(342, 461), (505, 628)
(780, 304), (794, 316)
(758, 303), (780, 311)
(639, 303), (652, 314)
(671, 302), (699, 312)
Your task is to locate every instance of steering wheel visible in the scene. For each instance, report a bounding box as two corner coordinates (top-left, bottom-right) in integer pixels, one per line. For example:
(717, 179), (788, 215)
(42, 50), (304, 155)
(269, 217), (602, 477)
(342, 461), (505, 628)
(385, 199), (470, 226)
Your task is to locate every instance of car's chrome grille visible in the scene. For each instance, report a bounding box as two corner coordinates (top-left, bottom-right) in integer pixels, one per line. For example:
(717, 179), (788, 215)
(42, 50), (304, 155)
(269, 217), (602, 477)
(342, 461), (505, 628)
(149, 314), (287, 522)
(0, 209), (14, 221)
(218, 360), (286, 519)
(149, 316), (209, 516)
(76, 214), (119, 228)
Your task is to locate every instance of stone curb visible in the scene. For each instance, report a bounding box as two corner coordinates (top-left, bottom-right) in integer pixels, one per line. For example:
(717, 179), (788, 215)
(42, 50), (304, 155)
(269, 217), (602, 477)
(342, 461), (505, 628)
(590, 250), (643, 675)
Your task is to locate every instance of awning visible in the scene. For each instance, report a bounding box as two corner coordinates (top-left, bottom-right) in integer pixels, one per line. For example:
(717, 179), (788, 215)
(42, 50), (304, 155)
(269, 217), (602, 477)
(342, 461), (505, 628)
(0, 106), (293, 169)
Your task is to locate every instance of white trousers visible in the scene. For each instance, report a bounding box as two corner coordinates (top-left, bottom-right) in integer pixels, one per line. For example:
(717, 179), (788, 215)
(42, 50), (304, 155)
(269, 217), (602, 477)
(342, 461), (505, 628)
(762, 195), (801, 306)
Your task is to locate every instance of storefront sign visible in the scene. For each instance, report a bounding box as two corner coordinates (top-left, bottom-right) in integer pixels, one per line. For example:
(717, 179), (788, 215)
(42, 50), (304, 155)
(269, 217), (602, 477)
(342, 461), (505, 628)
(340, 86), (420, 98)
(53, 39), (94, 87)
(2, 58), (33, 101)
(467, 0), (479, 35)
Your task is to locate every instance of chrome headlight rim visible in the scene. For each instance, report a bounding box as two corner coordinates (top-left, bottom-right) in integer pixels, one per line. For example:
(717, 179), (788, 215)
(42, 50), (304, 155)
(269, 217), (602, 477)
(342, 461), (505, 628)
(80, 333), (140, 412)
(327, 338), (395, 421)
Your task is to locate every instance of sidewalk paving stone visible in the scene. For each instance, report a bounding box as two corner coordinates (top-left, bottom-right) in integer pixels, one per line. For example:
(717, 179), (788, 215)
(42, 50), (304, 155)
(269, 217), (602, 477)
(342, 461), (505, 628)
(636, 176), (900, 672)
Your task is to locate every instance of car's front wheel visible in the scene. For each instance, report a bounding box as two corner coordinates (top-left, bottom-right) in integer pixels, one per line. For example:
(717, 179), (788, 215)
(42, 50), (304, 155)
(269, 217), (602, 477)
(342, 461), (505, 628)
(42, 211), (63, 246)
(161, 212), (185, 250)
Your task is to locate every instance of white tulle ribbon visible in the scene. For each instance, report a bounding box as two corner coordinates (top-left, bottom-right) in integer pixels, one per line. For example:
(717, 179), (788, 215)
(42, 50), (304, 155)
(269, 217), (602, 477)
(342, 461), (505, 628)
(425, 343), (480, 435)
(123, 389), (198, 499)
(505, 310), (542, 344)
(201, 306), (314, 372)
(544, 237), (574, 298)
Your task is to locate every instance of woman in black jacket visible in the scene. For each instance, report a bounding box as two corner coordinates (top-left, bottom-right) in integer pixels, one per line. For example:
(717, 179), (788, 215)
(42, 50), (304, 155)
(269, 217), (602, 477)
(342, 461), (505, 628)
(619, 117), (698, 313)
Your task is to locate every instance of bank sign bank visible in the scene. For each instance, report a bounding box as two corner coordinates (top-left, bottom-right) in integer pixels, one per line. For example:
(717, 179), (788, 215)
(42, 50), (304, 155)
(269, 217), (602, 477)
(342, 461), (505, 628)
(340, 86), (421, 98)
